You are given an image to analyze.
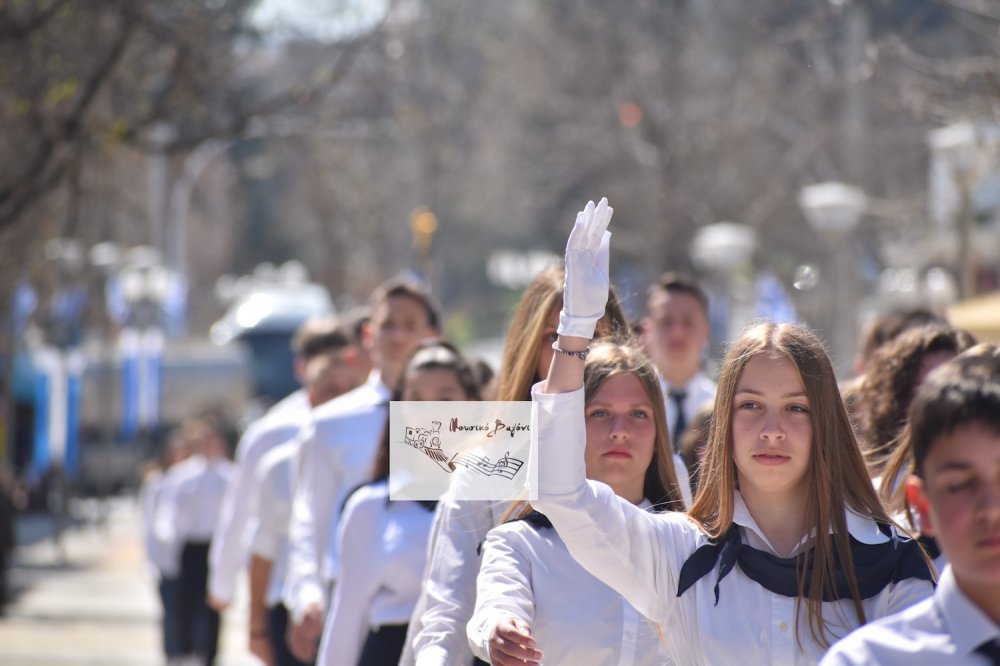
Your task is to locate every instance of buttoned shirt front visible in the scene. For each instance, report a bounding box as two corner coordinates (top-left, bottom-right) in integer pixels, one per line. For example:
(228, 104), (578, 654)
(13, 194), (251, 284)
(284, 371), (391, 620)
(469, 500), (672, 666)
(532, 385), (934, 666)
(820, 565), (1000, 665)
(316, 481), (434, 666)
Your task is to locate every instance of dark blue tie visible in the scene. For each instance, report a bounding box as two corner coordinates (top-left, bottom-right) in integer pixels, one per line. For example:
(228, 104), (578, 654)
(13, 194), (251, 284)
(976, 639), (1000, 665)
(669, 390), (687, 452)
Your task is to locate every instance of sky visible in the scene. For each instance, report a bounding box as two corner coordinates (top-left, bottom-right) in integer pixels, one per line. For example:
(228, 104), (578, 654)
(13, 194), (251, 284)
(248, 0), (389, 42)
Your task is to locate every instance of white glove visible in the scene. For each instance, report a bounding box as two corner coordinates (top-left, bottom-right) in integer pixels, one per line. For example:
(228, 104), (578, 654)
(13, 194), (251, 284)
(558, 197), (612, 339)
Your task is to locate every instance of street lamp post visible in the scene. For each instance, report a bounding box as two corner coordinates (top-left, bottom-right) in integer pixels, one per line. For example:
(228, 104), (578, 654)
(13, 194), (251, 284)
(690, 221), (758, 343)
(797, 182), (867, 377)
(927, 122), (985, 300)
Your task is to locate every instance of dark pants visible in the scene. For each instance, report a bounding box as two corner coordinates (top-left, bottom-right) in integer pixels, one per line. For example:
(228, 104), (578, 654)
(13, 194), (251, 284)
(267, 603), (313, 666)
(179, 542), (219, 666)
(359, 624), (408, 666)
(158, 576), (183, 658)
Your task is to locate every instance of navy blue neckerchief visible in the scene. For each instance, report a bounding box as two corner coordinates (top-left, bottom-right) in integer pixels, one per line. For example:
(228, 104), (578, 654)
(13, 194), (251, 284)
(676, 521), (934, 605)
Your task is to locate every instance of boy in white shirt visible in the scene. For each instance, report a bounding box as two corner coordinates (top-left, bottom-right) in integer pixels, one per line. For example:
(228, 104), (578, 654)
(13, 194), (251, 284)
(822, 345), (1000, 665)
(285, 279), (439, 662)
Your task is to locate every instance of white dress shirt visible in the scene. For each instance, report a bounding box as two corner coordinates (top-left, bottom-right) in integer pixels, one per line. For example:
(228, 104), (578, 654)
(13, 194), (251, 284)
(316, 481), (435, 666)
(820, 565), (1000, 665)
(284, 371), (390, 620)
(661, 371), (715, 437)
(159, 456), (235, 546)
(532, 385), (934, 666)
(140, 470), (181, 579)
(208, 397), (311, 603)
(469, 500), (672, 666)
(248, 440), (297, 606)
(269, 387), (311, 418)
(403, 497), (514, 666)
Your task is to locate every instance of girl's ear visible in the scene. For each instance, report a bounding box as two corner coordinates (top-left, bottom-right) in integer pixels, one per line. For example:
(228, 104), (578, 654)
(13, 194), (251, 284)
(906, 475), (934, 537)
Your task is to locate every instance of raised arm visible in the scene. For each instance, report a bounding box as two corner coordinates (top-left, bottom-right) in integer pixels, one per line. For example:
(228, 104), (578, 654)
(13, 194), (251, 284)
(542, 197), (612, 395)
(532, 198), (690, 623)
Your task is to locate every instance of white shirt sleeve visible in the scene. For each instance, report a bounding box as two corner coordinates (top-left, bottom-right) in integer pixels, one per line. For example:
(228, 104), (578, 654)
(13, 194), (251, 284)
(284, 421), (333, 620)
(248, 452), (285, 562)
(208, 421), (280, 602)
(531, 383), (688, 623)
(316, 488), (381, 666)
(467, 529), (536, 662)
(409, 499), (497, 666)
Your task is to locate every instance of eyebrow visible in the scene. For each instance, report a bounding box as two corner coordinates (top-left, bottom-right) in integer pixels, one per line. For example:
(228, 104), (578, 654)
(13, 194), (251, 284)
(588, 400), (653, 409)
(734, 387), (808, 399)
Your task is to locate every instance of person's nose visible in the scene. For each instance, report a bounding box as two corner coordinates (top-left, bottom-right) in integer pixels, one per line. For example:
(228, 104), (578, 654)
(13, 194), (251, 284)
(758, 409), (785, 443)
(609, 413), (631, 441)
(977, 477), (1000, 526)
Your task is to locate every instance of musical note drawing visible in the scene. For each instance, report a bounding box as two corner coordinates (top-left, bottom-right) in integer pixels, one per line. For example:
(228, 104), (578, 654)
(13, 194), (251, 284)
(452, 451), (524, 480)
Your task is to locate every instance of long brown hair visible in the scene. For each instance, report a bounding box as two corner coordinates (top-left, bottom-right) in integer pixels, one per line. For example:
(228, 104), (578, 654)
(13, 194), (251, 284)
(505, 338), (685, 522)
(494, 263), (628, 402)
(859, 324), (976, 470)
(880, 343), (1000, 523)
(689, 322), (895, 648)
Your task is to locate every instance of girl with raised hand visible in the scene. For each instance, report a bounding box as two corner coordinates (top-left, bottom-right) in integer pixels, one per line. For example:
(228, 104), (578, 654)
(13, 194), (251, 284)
(529, 197), (935, 665)
(468, 337), (683, 665)
(403, 264), (631, 666)
(316, 341), (483, 666)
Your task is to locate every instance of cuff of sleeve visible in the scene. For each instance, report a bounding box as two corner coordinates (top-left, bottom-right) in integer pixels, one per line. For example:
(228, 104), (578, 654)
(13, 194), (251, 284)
(291, 583), (325, 624)
(467, 616), (496, 663)
(414, 646), (448, 666)
(531, 383), (587, 496)
(207, 574), (235, 606)
(556, 312), (599, 339)
(249, 529), (279, 561)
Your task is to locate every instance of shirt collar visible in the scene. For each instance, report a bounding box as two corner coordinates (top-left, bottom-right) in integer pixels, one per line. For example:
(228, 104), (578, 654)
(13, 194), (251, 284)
(732, 491), (890, 556)
(936, 565), (1000, 656)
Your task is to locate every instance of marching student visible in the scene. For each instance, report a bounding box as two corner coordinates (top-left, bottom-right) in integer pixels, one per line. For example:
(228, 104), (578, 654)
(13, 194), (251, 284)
(316, 341), (483, 666)
(403, 264), (629, 666)
(208, 314), (369, 612)
(821, 345), (1000, 665)
(156, 416), (236, 666)
(640, 271), (717, 451)
(527, 197), (934, 665)
(140, 428), (194, 662)
(285, 279), (439, 662)
(245, 325), (373, 666)
(468, 338), (683, 665)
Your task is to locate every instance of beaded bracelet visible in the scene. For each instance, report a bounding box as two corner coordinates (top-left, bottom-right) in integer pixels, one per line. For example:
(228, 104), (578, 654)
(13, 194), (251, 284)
(551, 341), (590, 362)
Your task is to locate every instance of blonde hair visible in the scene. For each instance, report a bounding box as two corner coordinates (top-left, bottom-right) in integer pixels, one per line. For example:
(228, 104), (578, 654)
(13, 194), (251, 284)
(689, 322), (895, 648)
(494, 263), (628, 402)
